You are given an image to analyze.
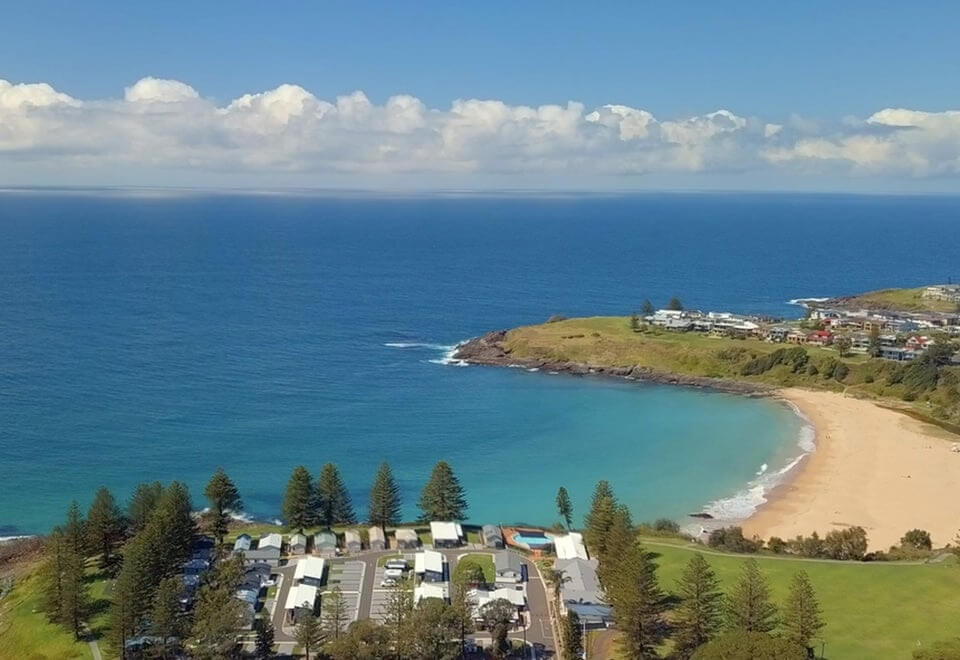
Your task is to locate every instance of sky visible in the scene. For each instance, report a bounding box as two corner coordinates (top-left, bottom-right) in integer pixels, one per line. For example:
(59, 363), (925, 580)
(3, 1), (960, 192)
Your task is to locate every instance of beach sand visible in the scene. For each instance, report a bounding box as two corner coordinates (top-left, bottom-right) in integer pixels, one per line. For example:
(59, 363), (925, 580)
(743, 388), (960, 551)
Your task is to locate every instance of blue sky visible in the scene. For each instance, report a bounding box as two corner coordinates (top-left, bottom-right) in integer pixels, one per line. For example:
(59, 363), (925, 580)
(2, 1), (960, 190)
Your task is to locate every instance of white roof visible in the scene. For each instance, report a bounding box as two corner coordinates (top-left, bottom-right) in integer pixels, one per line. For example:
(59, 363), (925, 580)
(284, 583), (318, 610)
(344, 529), (361, 543)
(414, 550), (445, 574)
(259, 533), (283, 550)
(430, 521), (463, 541)
(414, 582), (449, 603)
(554, 532), (589, 560)
(289, 533), (307, 546)
(293, 556), (325, 583)
(395, 528), (418, 541)
(368, 526), (386, 541)
(469, 587), (526, 609)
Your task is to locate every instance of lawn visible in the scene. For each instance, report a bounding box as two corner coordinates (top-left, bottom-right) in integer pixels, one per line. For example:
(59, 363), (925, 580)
(0, 565), (95, 660)
(636, 538), (960, 659)
(843, 287), (958, 313)
(456, 553), (495, 584)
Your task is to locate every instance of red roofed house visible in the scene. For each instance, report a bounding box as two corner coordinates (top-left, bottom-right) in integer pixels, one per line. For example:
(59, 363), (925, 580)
(806, 330), (833, 346)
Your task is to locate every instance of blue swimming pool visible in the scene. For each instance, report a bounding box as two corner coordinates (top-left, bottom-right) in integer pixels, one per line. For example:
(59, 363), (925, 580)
(512, 531), (552, 547)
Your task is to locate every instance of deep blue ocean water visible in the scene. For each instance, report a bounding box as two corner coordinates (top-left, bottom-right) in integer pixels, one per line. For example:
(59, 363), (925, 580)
(2, 191), (959, 536)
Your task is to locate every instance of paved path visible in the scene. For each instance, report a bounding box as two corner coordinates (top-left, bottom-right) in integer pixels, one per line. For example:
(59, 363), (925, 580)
(88, 639), (103, 660)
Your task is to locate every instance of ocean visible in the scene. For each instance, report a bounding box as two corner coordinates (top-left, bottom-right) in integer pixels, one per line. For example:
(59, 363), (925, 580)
(2, 190), (958, 536)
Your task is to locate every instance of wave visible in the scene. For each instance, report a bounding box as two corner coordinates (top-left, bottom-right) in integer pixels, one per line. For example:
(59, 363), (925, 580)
(384, 342), (455, 351)
(700, 405), (816, 522)
(0, 535), (35, 543)
(787, 297), (830, 307)
(427, 344), (469, 367)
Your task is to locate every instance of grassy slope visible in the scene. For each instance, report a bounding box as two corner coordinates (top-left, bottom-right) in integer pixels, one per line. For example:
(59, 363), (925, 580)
(608, 538), (960, 659)
(837, 287), (958, 313)
(458, 553), (495, 583)
(503, 317), (960, 428)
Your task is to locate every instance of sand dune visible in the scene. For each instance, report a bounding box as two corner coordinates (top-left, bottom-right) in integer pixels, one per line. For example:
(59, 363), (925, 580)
(743, 388), (960, 551)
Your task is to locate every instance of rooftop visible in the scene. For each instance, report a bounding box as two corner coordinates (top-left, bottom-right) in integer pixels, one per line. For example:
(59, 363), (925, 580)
(430, 521), (464, 541)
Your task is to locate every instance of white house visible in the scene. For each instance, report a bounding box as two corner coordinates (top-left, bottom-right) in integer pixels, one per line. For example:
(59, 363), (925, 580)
(414, 550), (447, 582)
(394, 528), (420, 550)
(259, 533), (283, 551)
(284, 583), (318, 624)
(414, 582), (449, 604)
(289, 533), (308, 555)
(343, 529), (362, 553)
(468, 586), (526, 615)
(430, 521), (464, 548)
(554, 532), (589, 560)
(293, 556), (326, 587)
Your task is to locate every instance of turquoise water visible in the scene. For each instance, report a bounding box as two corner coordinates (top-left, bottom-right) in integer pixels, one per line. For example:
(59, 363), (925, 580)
(2, 192), (957, 536)
(512, 531), (552, 547)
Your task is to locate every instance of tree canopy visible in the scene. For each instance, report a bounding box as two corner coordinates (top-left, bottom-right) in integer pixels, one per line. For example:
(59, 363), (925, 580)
(316, 463), (357, 528)
(418, 460), (468, 521)
(369, 461), (402, 531)
(283, 465), (315, 530)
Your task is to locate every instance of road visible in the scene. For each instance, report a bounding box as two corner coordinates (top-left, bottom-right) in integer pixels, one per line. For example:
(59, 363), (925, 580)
(261, 545), (555, 657)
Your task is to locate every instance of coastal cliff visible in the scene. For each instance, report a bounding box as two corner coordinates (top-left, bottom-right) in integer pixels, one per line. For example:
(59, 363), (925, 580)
(453, 329), (771, 395)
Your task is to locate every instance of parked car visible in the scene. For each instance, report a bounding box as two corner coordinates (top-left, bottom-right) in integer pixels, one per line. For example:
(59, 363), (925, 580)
(384, 559), (408, 571)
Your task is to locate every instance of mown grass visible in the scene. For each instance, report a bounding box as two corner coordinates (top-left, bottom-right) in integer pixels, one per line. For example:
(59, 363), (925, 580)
(457, 553), (495, 583)
(843, 287), (958, 313)
(599, 538), (960, 659)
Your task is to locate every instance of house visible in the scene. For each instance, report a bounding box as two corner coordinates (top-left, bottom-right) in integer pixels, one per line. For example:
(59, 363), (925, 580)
(767, 326), (790, 343)
(468, 587), (526, 617)
(554, 532), (589, 560)
(482, 525), (504, 549)
(806, 330), (833, 346)
(555, 557), (612, 629)
(850, 334), (871, 353)
(430, 521), (464, 548)
(368, 526), (386, 551)
(394, 528), (420, 550)
(313, 531), (338, 556)
(880, 346), (919, 361)
(293, 556), (326, 587)
(923, 284), (960, 302)
(414, 550), (447, 583)
(289, 533), (308, 555)
(284, 583), (318, 624)
(786, 329), (807, 344)
(235, 586), (259, 629)
(906, 335), (935, 351)
(233, 533), (252, 554)
(242, 534), (283, 567)
(414, 582), (449, 604)
(494, 552), (525, 585)
(343, 529), (362, 553)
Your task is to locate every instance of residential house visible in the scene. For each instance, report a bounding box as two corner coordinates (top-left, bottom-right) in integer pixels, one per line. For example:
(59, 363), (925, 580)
(414, 582), (449, 604)
(468, 587), (525, 619)
(313, 531), (337, 556)
(554, 532), (589, 560)
(368, 526), (386, 551)
(806, 330), (833, 346)
(482, 525), (504, 549)
(786, 329), (807, 344)
(243, 533), (282, 567)
(233, 533), (252, 555)
(430, 521), (465, 548)
(850, 334), (871, 353)
(284, 583), (318, 624)
(293, 556), (326, 587)
(343, 529), (362, 553)
(923, 284), (960, 302)
(906, 335), (935, 351)
(414, 550), (447, 583)
(394, 528), (420, 550)
(880, 346), (919, 361)
(554, 557), (613, 629)
(289, 533), (308, 555)
(766, 326), (790, 343)
(494, 551), (525, 585)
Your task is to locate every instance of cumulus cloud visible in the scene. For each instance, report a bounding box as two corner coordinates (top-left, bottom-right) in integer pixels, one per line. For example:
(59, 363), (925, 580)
(1, 76), (959, 185)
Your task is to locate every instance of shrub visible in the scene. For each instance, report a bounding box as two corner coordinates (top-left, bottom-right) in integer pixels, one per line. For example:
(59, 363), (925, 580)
(767, 536), (787, 554)
(691, 631), (807, 660)
(707, 526), (762, 554)
(823, 526), (868, 560)
(901, 528), (932, 550)
(653, 518), (680, 534)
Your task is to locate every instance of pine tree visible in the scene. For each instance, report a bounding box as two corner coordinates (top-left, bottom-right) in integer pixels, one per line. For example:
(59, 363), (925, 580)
(562, 610), (584, 657)
(39, 527), (66, 623)
(127, 480), (164, 533)
(316, 463), (356, 528)
(60, 501), (89, 640)
(85, 486), (124, 569)
(368, 461), (401, 534)
(283, 465), (315, 530)
(417, 460), (468, 521)
(725, 558), (778, 633)
(597, 504), (634, 586)
(604, 543), (666, 659)
(641, 299), (655, 316)
(190, 558), (247, 659)
(782, 570), (825, 650)
(150, 576), (184, 659)
(668, 296), (684, 311)
(321, 585), (349, 641)
(294, 610), (324, 660)
(254, 618), (276, 659)
(159, 481), (198, 565)
(673, 553), (723, 657)
(555, 486), (573, 529)
(203, 467), (242, 546)
(583, 480), (617, 558)
(383, 578), (414, 657)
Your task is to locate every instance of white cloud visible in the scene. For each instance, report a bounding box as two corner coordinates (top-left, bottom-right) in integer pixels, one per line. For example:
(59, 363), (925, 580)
(2, 76), (960, 186)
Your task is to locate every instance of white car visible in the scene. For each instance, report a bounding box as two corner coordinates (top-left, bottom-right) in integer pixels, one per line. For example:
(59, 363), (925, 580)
(380, 577), (398, 587)
(383, 567), (404, 580)
(384, 559), (408, 571)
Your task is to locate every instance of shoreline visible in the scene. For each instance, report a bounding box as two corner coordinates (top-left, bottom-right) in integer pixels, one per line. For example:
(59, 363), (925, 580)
(742, 388), (960, 550)
(454, 332), (960, 550)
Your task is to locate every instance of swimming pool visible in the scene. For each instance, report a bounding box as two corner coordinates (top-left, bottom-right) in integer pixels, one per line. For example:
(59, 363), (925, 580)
(512, 531), (552, 547)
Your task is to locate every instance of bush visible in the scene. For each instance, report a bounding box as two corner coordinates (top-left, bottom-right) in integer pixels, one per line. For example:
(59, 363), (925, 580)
(788, 532), (825, 558)
(741, 347), (809, 376)
(691, 631), (807, 660)
(653, 518), (680, 534)
(707, 526), (762, 554)
(823, 526), (868, 560)
(767, 536), (787, 554)
(901, 528), (933, 551)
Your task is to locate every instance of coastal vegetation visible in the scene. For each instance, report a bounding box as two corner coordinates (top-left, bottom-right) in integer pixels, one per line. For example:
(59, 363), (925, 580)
(479, 315), (960, 428)
(824, 286), (960, 314)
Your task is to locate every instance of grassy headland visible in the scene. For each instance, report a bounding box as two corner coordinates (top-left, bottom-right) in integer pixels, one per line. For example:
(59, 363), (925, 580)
(457, 316), (960, 429)
(823, 286), (959, 313)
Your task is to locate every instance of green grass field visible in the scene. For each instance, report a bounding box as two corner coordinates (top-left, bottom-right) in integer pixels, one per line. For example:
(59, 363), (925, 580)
(838, 287), (958, 313)
(0, 562), (112, 660)
(639, 538), (960, 659)
(457, 553), (495, 583)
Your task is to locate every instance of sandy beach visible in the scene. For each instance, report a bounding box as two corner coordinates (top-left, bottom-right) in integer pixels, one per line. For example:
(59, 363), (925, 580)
(743, 388), (960, 551)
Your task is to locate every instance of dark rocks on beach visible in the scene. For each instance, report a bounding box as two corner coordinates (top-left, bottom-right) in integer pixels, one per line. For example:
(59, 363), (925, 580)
(453, 330), (773, 396)
(688, 512), (714, 519)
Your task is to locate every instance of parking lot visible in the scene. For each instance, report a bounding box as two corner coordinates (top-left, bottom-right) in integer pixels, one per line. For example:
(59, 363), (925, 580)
(322, 560), (364, 628)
